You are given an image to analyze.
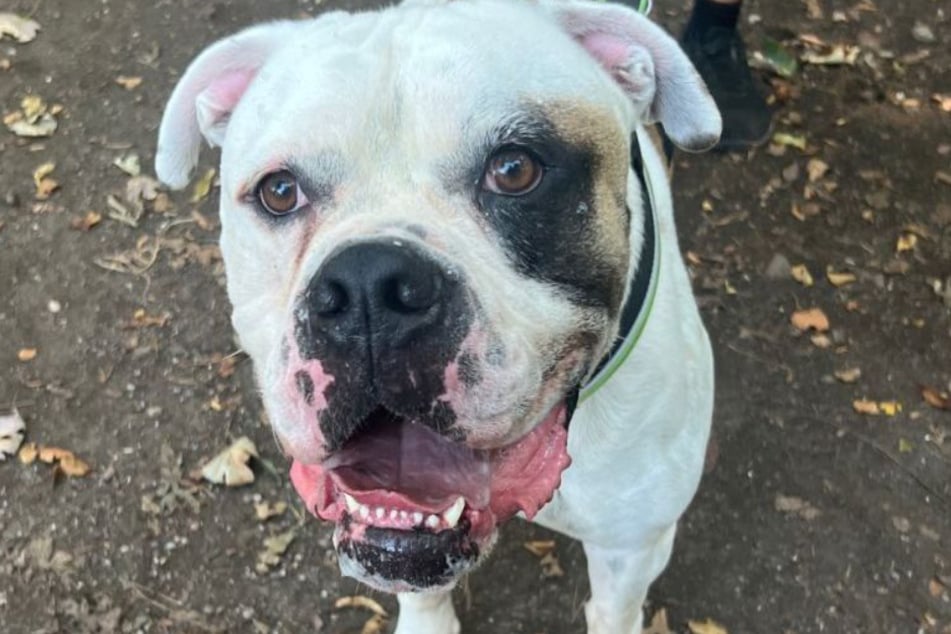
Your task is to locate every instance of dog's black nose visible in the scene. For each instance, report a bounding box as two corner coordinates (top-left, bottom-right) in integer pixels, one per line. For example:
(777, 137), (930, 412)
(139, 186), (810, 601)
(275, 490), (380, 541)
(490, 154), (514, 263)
(305, 240), (454, 348)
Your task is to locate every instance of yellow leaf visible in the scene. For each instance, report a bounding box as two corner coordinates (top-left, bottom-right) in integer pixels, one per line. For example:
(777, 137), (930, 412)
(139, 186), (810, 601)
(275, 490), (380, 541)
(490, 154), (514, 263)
(791, 264), (814, 287)
(898, 438), (913, 453)
(791, 307), (829, 332)
(826, 268), (856, 287)
(773, 132), (807, 150)
(32, 162), (59, 200)
(190, 167), (217, 203)
(688, 618), (729, 634)
(896, 233), (917, 253)
(879, 401), (902, 416)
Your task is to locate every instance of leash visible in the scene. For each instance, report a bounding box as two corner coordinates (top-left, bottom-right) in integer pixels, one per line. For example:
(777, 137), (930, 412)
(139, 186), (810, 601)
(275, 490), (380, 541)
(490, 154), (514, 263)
(578, 131), (661, 403)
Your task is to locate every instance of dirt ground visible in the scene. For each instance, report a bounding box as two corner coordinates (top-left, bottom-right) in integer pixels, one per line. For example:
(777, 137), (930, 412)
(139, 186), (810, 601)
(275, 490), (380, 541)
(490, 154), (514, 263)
(1, 0), (949, 632)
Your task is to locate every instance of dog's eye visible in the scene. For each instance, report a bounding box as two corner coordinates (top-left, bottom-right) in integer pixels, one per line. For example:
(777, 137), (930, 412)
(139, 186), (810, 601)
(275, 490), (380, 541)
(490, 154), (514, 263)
(257, 170), (306, 216)
(483, 148), (543, 196)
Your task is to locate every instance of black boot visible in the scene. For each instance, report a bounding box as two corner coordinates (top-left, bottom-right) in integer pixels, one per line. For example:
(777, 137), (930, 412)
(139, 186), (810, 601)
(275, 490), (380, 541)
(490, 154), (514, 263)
(680, 0), (773, 150)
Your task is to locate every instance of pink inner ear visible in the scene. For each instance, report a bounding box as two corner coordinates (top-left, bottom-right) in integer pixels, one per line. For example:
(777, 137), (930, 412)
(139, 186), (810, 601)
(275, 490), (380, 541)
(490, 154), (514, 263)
(203, 67), (258, 118)
(579, 32), (631, 71)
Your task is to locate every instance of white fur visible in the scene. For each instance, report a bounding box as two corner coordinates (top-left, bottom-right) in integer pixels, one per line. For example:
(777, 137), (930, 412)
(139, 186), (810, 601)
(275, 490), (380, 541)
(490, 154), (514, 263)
(156, 1), (718, 632)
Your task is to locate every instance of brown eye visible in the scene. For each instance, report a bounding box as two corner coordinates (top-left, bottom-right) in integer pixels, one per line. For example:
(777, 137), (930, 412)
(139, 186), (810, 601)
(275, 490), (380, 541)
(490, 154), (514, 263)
(483, 148), (543, 196)
(257, 170), (302, 215)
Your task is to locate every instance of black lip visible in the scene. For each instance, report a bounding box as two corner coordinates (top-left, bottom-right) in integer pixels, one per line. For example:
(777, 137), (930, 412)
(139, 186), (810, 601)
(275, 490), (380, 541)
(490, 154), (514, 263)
(336, 518), (480, 590)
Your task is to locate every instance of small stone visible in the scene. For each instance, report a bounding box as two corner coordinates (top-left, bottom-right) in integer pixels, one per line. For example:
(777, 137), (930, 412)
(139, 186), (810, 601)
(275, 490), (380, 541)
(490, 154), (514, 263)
(765, 253), (792, 279)
(47, 299), (61, 313)
(911, 21), (936, 43)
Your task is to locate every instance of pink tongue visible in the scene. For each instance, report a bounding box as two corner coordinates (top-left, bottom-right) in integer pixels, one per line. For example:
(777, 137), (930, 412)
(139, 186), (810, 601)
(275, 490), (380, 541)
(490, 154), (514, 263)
(323, 419), (492, 509)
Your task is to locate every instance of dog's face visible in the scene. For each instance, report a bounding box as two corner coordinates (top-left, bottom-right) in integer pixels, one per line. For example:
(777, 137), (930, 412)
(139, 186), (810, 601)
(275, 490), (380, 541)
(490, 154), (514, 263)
(157, 0), (719, 593)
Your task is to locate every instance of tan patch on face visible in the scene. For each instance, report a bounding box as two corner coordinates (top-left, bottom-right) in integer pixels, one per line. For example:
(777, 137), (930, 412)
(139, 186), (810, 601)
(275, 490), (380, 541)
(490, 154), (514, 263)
(541, 100), (630, 283)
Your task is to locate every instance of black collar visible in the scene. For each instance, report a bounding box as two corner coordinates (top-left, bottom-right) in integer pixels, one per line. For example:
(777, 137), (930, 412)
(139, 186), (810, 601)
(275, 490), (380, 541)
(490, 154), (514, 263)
(566, 132), (658, 416)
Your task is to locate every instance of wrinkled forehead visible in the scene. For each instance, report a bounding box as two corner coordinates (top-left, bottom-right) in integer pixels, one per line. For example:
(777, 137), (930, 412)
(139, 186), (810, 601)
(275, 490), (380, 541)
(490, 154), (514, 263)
(227, 0), (631, 172)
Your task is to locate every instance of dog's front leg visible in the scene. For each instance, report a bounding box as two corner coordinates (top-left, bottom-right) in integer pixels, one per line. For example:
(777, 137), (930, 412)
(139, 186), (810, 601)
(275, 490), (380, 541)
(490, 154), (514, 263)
(583, 525), (678, 634)
(395, 591), (460, 634)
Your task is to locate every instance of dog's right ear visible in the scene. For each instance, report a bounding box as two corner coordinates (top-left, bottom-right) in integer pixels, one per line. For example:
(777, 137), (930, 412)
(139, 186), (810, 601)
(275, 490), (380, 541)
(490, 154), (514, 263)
(155, 21), (303, 189)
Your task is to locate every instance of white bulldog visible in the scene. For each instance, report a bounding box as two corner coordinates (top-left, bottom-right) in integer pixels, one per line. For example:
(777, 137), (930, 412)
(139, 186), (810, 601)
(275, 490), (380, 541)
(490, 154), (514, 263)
(156, 1), (719, 632)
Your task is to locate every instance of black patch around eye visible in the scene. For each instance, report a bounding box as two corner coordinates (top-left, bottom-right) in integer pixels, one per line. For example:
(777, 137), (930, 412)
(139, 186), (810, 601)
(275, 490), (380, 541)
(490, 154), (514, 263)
(475, 137), (624, 313)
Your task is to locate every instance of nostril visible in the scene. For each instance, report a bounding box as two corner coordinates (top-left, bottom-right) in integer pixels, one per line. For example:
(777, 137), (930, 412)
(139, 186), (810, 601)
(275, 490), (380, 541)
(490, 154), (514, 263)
(386, 273), (443, 313)
(312, 281), (349, 317)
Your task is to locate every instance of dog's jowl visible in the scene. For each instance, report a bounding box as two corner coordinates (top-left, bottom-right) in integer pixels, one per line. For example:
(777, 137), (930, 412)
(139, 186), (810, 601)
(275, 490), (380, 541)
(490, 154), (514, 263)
(156, 1), (721, 632)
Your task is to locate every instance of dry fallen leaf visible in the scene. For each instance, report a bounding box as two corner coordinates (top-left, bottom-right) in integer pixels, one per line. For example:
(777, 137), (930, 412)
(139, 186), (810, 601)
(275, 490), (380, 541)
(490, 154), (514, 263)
(255, 528), (297, 574)
(523, 540), (556, 557)
(0, 12), (40, 43)
(0, 408), (26, 460)
(360, 614), (386, 634)
(930, 577), (949, 598)
(853, 399), (902, 416)
(190, 167), (217, 203)
(806, 158), (829, 182)
(826, 268), (856, 287)
(115, 75), (143, 90)
(898, 438), (913, 453)
(791, 307), (829, 332)
(879, 401), (902, 416)
(70, 210), (102, 232)
(933, 93), (951, 113)
(254, 501), (288, 521)
(17, 347), (37, 362)
(687, 618), (729, 634)
(896, 233), (918, 253)
(921, 385), (951, 411)
(539, 551), (564, 577)
(200, 436), (258, 486)
(334, 596), (388, 618)
(113, 153), (141, 177)
(773, 132), (807, 150)
(775, 494), (821, 520)
(19, 442), (91, 476)
(853, 399), (880, 415)
(4, 95), (58, 137)
(644, 608), (674, 634)
(791, 264), (814, 287)
(32, 162), (59, 200)
(834, 367), (861, 383)
(801, 44), (860, 66)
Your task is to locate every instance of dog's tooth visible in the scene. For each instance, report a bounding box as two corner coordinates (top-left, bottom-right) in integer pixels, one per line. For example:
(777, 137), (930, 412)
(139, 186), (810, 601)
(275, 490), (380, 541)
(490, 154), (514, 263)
(375, 507), (385, 519)
(343, 494), (360, 514)
(413, 512), (424, 525)
(442, 496), (465, 528)
(399, 510), (409, 521)
(425, 514), (440, 529)
(359, 505), (370, 519)
(390, 509), (399, 520)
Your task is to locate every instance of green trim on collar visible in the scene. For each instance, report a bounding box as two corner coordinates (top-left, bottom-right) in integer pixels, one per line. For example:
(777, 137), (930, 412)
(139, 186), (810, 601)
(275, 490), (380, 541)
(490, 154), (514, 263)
(578, 155), (661, 403)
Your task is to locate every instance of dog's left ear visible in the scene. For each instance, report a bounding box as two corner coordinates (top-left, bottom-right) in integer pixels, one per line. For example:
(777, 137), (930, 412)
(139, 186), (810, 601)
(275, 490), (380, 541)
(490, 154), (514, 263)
(155, 20), (305, 189)
(541, 0), (722, 152)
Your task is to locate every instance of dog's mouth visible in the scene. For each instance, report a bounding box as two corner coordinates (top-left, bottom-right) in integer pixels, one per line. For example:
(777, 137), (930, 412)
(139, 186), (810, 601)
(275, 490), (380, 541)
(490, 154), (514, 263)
(290, 402), (571, 591)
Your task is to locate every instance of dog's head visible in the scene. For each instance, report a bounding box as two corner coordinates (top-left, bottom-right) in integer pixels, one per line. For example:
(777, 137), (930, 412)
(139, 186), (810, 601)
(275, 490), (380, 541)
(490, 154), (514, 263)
(156, 0), (719, 593)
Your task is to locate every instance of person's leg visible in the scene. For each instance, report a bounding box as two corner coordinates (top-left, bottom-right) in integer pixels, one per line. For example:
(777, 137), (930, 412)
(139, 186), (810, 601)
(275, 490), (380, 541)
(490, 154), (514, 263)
(681, 0), (773, 150)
